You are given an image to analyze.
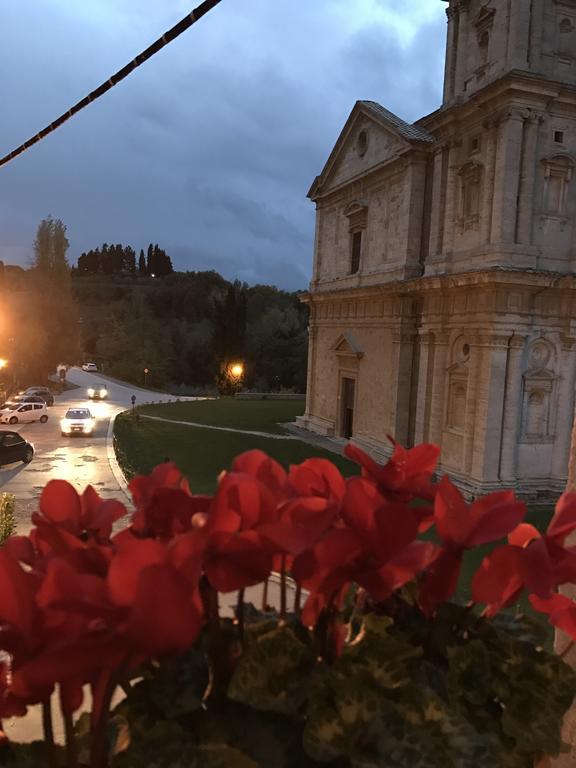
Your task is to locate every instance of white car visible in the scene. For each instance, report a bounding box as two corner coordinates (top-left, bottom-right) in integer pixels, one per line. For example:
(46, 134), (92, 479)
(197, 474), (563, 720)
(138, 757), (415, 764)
(61, 408), (95, 436)
(0, 402), (48, 425)
(82, 363), (98, 372)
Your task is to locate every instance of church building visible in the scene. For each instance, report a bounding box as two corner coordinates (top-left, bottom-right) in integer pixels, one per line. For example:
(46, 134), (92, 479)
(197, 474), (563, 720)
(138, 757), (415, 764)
(297, 0), (576, 497)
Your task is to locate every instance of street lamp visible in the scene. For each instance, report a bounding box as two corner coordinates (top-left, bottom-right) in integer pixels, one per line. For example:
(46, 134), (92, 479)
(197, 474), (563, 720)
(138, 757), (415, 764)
(0, 359), (8, 370)
(144, 367), (150, 387)
(230, 363), (244, 379)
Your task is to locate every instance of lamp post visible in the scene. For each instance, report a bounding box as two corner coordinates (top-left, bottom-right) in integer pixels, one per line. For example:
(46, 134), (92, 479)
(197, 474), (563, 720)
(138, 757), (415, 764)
(144, 368), (150, 388)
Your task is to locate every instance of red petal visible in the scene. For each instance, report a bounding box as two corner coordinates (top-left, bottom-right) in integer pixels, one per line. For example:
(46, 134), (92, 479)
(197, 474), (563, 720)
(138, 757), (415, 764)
(466, 492), (526, 547)
(472, 546), (524, 615)
(232, 450), (287, 497)
(433, 477), (469, 546)
(108, 538), (166, 606)
(39, 480), (81, 531)
(508, 523), (540, 547)
(0, 550), (39, 640)
(205, 531), (273, 592)
(419, 549), (463, 615)
(289, 459), (346, 502)
(529, 593), (576, 640)
(121, 565), (202, 654)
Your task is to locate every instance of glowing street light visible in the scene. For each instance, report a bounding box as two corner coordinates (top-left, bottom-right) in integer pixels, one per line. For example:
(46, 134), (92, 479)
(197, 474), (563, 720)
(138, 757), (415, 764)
(230, 363), (244, 379)
(0, 359), (8, 370)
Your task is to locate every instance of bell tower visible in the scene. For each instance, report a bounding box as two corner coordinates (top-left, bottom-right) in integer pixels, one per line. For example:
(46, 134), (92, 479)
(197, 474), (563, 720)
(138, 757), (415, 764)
(443, 0), (576, 106)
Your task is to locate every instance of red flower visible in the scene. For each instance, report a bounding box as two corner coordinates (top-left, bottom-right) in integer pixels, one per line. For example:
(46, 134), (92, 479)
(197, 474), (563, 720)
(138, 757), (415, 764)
(472, 496), (576, 616)
(344, 438), (440, 502)
(33, 480), (126, 544)
(294, 478), (437, 624)
(529, 593), (576, 640)
(288, 458), (346, 504)
(420, 477), (526, 614)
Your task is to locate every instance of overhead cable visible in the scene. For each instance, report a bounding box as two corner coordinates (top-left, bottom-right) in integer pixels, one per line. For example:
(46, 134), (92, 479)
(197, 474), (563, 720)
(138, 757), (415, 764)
(0, 0), (223, 168)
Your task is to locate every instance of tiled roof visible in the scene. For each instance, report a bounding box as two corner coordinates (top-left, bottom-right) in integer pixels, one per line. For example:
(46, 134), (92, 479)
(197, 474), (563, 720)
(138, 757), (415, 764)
(360, 100), (434, 143)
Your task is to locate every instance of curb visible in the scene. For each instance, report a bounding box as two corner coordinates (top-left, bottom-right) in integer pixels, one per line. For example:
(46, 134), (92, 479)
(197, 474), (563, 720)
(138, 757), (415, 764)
(106, 408), (133, 506)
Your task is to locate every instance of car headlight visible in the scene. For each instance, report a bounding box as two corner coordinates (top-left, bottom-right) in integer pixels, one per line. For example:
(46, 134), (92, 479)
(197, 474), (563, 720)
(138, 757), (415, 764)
(87, 388), (95, 397)
(99, 389), (107, 397)
(83, 421), (94, 433)
(60, 420), (71, 433)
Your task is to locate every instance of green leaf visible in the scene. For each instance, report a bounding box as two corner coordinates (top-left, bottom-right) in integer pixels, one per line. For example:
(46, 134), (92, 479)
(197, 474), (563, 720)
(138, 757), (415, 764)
(228, 626), (314, 715)
(447, 640), (491, 706)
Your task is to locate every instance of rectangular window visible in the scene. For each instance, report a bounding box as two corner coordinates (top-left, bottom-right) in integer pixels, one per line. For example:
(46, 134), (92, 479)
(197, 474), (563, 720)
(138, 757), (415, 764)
(554, 130), (565, 144)
(350, 231), (362, 274)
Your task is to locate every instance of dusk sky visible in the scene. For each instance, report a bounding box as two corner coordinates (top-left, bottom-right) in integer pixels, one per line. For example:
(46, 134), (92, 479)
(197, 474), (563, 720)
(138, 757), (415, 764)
(0, 1), (447, 290)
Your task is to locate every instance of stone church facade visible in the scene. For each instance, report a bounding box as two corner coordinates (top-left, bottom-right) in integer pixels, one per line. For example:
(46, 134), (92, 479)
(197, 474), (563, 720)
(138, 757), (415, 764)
(297, 0), (576, 497)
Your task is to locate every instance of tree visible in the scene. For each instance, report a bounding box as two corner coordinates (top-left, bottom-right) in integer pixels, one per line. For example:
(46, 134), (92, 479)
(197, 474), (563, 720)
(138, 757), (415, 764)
(32, 216), (70, 278)
(146, 244), (155, 276)
(124, 246), (136, 274)
(138, 250), (146, 274)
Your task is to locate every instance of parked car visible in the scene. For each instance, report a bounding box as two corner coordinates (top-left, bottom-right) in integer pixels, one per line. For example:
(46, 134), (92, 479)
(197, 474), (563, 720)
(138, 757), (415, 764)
(0, 431), (34, 466)
(82, 363), (98, 372)
(87, 384), (108, 400)
(11, 395), (46, 406)
(60, 408), (95, 436)
(23, 387), (54, 406)
(0, 402), (48, 425)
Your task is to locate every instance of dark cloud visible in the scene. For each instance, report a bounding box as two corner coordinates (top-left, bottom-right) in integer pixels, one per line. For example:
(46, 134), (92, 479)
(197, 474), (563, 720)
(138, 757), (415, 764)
(0, 1), (446, 290)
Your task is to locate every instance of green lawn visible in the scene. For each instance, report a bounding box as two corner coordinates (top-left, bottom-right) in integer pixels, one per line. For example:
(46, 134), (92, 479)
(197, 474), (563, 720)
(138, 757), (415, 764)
(135, 398), (308, 434)
(114, 399), (359, 494)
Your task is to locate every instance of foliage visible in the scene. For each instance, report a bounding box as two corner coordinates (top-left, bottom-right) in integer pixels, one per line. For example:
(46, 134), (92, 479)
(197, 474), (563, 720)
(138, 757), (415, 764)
(72, 271), (308, 391)
(0, 493), (16, 545)
(1, 217), (81, 382)
(0, 443), (574, 767)
(76, 243), (172, 277)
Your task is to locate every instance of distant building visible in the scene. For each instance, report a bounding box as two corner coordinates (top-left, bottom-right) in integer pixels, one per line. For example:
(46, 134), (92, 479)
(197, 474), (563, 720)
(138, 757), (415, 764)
(297, 0), (576, 497)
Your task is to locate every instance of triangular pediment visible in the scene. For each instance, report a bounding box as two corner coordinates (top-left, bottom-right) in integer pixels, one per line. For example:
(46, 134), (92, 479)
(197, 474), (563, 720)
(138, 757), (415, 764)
(331, 332), (364, 359)
(308, 101), (434, 200)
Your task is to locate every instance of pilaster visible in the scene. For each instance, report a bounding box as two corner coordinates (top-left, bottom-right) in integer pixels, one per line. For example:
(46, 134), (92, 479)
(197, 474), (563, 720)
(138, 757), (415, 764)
(427, 331), (450, 445)
(498, 335), (526, 484)
(490, 110), (525, 245)
(515, 112), (542, 246)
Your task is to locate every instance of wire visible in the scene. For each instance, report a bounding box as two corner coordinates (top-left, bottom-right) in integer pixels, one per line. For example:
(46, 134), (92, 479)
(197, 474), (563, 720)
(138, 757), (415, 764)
(0, 0), (223, 169)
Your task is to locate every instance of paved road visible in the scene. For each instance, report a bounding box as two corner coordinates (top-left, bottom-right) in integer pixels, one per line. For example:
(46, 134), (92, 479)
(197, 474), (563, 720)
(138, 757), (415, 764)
(0, 367), (182, 533)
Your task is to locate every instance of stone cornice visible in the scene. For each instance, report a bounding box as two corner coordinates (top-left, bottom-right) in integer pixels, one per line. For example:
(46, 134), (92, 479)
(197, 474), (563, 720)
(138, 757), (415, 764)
(417, 72), (576, 136)
(304, 269), (576, 305)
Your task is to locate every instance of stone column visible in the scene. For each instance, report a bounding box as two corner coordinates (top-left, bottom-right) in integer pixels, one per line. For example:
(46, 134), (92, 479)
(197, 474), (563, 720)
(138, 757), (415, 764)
(428, 146), (447, 258)
(428, 332), (450, 446)
(303, 318), (318, 419)
(311, 205), (322, 285)
(476, 335), (513, 483)
(442, 139), (462, 259)
(490, 110), (525, 245)
(552, 339), (576, 481)
(453, 1), (469, 99)
(391, 319), (417, 446)
(413, 330), (435, 445)
(515, 112), (541, 246)
(507, 0), (531, 70)
(480, 119), (498, 245)
(443, 4), (458, 104)
(465, 334), (484, 478)
(498, 335), (526, 485)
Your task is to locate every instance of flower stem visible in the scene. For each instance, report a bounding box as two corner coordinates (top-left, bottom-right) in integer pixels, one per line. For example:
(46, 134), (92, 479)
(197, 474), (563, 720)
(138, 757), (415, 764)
(294, 582), (302, 616)
(236, 588), (245, 643)
(90, 676), (118, 768)
(60, 692), (77, 768)
(280, 555), (287, 619)
(41, 699), (57, 768)
(261, 577), (269, 611)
